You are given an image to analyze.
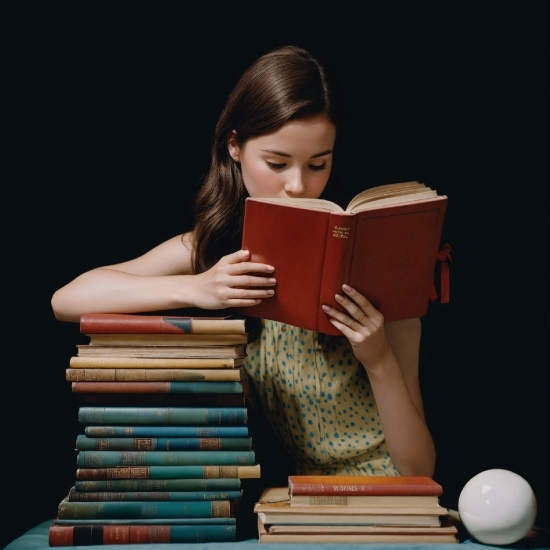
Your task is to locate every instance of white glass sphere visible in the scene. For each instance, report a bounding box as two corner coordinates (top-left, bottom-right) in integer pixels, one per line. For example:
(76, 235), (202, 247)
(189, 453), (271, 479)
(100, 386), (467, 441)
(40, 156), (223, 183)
(458, 469), (537, 545)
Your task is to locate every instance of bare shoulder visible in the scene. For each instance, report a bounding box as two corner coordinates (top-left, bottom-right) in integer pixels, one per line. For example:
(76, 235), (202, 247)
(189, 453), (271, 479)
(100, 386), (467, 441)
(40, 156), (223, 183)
(102, 233), (194, 276)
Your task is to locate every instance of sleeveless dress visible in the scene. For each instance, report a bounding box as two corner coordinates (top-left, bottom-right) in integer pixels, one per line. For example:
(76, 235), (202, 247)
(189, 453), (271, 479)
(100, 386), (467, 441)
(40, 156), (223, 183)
(243, 319), (399, 476)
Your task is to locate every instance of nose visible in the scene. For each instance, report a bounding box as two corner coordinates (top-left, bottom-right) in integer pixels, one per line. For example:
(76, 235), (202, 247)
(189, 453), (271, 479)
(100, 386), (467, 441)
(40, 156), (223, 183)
(284, 170), (306, 197)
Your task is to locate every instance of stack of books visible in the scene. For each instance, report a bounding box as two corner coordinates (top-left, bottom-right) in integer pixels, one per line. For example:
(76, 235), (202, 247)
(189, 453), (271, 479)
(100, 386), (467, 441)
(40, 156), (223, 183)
(254, 475), (459, 543)
(48, 313), (261, 546)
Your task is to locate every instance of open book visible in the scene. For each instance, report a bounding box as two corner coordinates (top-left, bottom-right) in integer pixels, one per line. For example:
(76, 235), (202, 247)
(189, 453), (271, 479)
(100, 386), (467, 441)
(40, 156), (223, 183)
(233, 181), (448, 335)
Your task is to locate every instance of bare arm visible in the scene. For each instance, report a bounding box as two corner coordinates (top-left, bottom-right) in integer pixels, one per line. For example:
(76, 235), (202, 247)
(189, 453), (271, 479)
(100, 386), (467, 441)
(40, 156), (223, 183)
(51, 233), (276, 323)
(322, 285), (436, 477)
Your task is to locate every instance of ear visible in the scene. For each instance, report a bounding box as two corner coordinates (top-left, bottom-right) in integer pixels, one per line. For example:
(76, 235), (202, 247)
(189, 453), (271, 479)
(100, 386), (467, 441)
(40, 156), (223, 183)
(227, 130), (241, 162)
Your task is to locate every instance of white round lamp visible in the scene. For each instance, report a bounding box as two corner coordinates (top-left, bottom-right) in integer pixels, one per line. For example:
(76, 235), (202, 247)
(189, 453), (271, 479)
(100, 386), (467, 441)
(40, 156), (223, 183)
(458, 468), (537, 545)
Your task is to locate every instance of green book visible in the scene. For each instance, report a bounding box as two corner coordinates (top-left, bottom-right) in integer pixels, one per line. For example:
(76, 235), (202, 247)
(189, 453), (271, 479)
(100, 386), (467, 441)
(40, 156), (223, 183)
(78, 407), (247, 425)
(57, 497), (235, 519)
(77, 450), (256, 467)
(75, 478), (241, 492)
(84, 426), (249, 437)
(54, 517), (236, 525)
(68, 486), (242, 501)
(75, 434), (252, 451)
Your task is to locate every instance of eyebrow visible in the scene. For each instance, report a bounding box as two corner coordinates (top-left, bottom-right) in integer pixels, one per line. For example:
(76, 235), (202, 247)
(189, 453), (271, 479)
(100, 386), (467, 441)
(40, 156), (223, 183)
(261, 149), (333, 159)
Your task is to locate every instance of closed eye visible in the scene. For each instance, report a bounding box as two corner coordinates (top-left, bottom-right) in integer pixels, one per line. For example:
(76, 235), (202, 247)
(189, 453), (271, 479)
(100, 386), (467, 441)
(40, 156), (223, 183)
(309, 162), (327, 171)
(266, 161), (286, 170)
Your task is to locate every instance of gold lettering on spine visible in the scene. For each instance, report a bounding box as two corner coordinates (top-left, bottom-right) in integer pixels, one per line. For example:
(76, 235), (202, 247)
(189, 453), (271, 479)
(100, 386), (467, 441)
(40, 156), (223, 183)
(332, 225), (350, 239)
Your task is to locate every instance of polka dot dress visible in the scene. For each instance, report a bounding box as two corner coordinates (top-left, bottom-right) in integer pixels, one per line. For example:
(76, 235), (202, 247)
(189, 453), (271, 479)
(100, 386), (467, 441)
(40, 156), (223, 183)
(244, 319), (398, 476)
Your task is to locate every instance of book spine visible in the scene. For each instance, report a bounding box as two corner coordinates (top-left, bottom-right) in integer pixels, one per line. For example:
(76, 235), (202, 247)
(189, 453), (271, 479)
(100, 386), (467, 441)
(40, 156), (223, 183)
(69, 356), (243, 369)
(80, 314), (245, 334)
(288, 478), (442, 496)
(57, 500), (233, 519)
(67, 368), (242, 382)
(76, 435), (252, 451)
(317, 212), (358, 335)
(75, 393), (245, 407)
(75, 464), (260, 480)
(78, 407), (248, 425)
(75, 478), (242, 492)
(68, 487), (242, 501)
(72, 381), (243, 393)
(76, 450), (256, 467)
(49, 523), (236, 545)
(84, 426), (249, 438)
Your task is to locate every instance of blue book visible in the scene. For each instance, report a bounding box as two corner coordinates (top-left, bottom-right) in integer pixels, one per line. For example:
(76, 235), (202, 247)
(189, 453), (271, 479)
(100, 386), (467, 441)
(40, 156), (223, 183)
(77, 450), (256, 467)
(68, 486), (242, 501)
(78, 407), (247, 425)
(58, 498), (235, 519)
(84, 425), (249, 437)
(75, 434), (252, 451)
(75, 478), (242, 492)
(53, 517), (236, 525)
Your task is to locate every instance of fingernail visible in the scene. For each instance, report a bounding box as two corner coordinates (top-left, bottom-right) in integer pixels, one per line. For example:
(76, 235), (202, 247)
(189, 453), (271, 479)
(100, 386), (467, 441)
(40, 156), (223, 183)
(322, 304), (330, 312)
(342, 284), (352, 292)
(267, 278), (276, 284)
(241, 250), (249, 257)
(335, 294), (344, 302)
(266, 290), (275, 296)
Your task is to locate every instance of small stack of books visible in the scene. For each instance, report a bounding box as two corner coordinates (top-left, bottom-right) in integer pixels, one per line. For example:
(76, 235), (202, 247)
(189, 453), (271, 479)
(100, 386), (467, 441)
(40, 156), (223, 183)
(48, 313), (261, 546)
(254, 475), (459, 543)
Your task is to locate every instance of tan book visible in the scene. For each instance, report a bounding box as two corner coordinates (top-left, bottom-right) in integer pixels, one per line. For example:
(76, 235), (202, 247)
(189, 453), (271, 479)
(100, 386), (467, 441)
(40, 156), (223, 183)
(254, 488), (447, 526)
(291, 494), (440, 507)
(76, 344), (247, 359)
(69, 356), (246, 369)
(86, 333), (248, 346)
(66, 368), (242, 382)
(257, 517), (458, 543)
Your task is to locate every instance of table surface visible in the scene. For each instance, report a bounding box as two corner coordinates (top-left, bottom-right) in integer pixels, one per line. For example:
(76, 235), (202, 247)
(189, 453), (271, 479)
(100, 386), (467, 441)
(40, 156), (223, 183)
(4, 519), (550, 550)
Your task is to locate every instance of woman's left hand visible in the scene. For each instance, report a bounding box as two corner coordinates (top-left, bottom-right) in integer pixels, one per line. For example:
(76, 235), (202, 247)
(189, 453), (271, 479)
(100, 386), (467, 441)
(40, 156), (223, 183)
(322, 284), (391, 370)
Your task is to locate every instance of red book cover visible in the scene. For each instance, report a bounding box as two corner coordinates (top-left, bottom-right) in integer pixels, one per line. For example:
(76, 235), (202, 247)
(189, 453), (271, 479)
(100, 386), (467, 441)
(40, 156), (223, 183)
(234, 186), (447, 335)
(79, 313), (247, 335)
(288, 475), (443, 496)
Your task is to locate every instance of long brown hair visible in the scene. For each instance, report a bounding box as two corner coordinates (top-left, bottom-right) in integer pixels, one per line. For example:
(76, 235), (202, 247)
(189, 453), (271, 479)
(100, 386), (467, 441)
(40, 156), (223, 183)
(192, 45), (339, 273)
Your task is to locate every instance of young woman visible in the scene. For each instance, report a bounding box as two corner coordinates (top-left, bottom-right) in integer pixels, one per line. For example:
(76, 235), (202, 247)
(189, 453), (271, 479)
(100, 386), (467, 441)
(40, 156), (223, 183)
(51, 45), (435, 478)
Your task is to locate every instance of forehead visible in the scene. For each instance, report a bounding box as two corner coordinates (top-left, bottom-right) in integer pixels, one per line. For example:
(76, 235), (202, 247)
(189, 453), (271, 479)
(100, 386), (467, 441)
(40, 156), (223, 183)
(246, 114), (336, 154)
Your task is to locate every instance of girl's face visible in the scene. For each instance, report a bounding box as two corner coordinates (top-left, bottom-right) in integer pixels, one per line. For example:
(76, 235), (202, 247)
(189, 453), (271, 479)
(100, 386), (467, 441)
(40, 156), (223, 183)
(228, 113), (336, 199)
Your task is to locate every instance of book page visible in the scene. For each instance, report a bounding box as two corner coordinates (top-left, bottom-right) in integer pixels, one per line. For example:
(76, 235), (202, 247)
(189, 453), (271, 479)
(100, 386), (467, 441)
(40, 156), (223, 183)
(346, 181), (435, 211)
(250, 197), (344, 212)
(349, 189), (438, 212)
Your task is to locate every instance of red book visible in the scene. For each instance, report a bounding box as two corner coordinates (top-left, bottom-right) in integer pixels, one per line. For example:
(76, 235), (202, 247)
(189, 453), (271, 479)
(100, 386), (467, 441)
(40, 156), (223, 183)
(233, 181), (448, 335)
(79, 313), (248, 335)
(288, 475), (443, 496)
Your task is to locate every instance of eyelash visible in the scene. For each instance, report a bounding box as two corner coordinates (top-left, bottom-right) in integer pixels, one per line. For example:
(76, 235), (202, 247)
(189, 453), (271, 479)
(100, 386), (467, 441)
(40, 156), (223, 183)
(265, 161), (327, 172)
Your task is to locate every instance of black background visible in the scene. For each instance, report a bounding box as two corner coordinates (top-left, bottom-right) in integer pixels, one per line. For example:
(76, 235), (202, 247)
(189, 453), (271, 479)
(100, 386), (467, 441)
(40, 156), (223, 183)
(2, 2), (548, 547)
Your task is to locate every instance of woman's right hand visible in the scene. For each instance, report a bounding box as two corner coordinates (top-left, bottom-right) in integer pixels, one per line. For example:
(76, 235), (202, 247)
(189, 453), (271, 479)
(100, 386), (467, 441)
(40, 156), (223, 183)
(185, 250), (276, 309)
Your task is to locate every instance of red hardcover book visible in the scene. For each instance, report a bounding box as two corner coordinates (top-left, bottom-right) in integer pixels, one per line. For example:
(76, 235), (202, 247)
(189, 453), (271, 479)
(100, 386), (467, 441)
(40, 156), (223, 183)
(79, 313), (247, 335)
(288, 475), (443, 496)
(233, 181), (448, 335)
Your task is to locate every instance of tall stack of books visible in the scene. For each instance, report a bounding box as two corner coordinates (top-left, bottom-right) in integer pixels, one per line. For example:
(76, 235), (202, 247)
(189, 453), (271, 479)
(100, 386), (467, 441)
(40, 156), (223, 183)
(254, 476), (459, 543)
(48, 313), (261, 546)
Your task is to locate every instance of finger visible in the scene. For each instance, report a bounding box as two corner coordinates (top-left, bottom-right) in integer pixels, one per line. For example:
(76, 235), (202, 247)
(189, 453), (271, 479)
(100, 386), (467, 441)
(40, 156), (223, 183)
(334, 292), (370, 324)
(223, 250), (275, 271)
(228, 262), (277, 275)
(321, 304), (357, 331)
(341, 284), (378, 316)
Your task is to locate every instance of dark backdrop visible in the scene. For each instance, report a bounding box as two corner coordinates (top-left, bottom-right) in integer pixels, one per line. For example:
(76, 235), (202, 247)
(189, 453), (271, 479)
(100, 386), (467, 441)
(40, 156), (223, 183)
(2, 3), (548, 547)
